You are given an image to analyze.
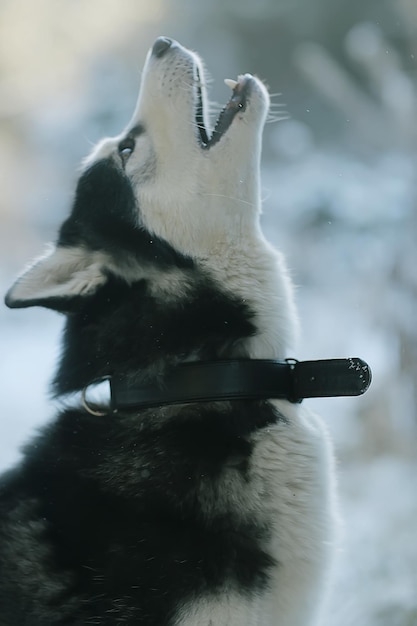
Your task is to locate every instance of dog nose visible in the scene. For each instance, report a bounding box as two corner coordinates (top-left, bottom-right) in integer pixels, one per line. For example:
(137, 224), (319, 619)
(152, 37), (173, 58)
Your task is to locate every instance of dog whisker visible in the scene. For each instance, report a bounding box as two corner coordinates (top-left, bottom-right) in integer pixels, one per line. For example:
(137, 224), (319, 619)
(199, 192), (257, 209)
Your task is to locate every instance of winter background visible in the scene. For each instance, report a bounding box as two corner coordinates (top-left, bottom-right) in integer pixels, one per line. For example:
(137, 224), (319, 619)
(0, 1), (416, 624)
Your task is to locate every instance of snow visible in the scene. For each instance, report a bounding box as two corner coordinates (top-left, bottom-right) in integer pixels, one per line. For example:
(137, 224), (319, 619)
(324, 457), (417, 625)
(0, 304), (62, 470)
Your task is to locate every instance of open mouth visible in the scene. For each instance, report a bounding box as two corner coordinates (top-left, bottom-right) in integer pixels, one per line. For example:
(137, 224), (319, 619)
(195, 71), (251, 149)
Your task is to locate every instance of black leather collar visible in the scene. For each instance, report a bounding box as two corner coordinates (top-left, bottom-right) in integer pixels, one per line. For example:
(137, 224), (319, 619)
(108, 357), (371, 411)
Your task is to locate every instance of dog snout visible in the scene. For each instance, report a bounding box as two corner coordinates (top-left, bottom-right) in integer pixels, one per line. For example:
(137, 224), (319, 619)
(152, 36), (173, 58)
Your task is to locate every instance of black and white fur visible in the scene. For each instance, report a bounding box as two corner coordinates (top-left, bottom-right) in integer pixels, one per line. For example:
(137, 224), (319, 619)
(1, 38), (336, 625)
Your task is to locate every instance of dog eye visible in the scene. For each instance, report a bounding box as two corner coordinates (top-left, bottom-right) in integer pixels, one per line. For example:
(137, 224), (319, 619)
(118, 137), (135, 164)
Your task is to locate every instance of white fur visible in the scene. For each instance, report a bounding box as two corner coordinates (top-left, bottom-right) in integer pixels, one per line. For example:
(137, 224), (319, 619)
(252, 402), (336, 625)
(173, 401), (336, 626)
(175, 592), (265, 626)
(84, 42), (298, 358)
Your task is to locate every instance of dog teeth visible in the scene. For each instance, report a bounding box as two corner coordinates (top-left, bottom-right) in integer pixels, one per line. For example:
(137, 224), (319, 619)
(224, 78), (238, 90)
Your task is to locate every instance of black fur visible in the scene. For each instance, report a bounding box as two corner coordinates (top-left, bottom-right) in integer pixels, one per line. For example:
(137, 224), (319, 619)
(59, 158), (194, 270)
(0, 401), (279, 625)
(0, 156), (282, 624)
(54, 273), (256, 395)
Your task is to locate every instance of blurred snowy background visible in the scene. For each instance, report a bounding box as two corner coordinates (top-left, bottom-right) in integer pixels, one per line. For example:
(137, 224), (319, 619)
(0, 1), (416, 624)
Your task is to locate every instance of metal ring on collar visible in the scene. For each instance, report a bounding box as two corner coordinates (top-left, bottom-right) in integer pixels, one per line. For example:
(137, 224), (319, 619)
(81, 378), (110, 416)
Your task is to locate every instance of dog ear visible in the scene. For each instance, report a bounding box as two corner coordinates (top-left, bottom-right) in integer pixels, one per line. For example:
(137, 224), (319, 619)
(5, 245), (108, 311)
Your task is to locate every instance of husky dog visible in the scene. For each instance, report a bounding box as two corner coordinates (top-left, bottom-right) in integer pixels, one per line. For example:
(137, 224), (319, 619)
(1, 37), (335, 625)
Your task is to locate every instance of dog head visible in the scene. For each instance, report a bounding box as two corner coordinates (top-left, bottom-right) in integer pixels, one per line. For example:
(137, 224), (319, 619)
(5, 38), (296, 393)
